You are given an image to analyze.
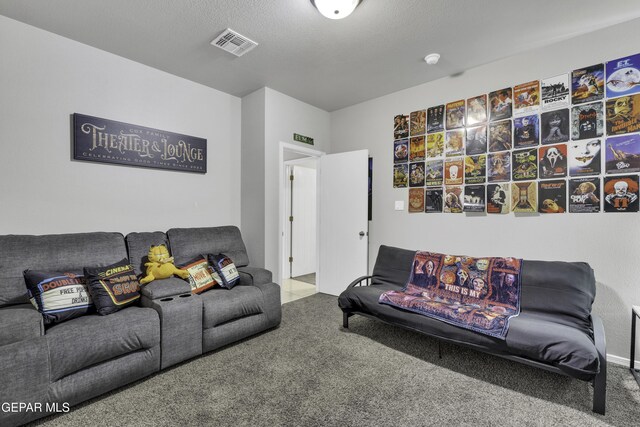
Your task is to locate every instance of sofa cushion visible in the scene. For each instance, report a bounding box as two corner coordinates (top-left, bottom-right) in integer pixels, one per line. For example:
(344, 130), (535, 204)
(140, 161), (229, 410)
(84, 259), (141, 315)
(167, 226), (250, 267)
(23, 270), (93, 325)
(0, 304), (44, 346)
(505, 312), (599, 379)
(0, 232), (127, 307)
(46, 306), (160, 382)
(125, 231), (169, 276)
(201, 285), (264, 329)
(207, 254), (240, 289)
(338, 282), (599, 380)
(140, 277), (194, 300)
(238, 266), (273, 286)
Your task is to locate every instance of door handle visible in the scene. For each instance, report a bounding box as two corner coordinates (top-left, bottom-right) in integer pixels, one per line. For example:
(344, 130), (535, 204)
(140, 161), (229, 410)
(359, 231), (366, 237)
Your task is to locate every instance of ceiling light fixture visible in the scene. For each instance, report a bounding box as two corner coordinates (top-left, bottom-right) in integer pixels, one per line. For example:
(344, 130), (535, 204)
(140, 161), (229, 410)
(311, 0), (362, 20)
(424, 53), (440, 65)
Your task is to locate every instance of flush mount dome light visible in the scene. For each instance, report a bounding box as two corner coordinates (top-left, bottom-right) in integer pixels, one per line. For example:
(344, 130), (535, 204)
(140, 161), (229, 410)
(311, 0), (362, 20)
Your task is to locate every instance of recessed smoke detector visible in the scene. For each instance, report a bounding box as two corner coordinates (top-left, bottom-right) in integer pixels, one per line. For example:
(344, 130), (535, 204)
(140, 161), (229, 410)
(210, 28), (258, 57)
(424, 53), (440, 65)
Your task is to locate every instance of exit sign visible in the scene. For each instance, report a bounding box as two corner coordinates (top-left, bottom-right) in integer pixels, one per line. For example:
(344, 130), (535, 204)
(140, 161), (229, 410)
(293, 133), (314, 145)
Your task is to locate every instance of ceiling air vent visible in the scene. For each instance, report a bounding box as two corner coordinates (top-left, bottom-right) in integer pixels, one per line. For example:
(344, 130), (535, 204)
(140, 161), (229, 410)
(210, 28), (258, 57)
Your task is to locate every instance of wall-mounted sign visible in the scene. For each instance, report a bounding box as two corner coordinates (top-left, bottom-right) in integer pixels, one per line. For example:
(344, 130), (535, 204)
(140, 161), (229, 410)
(73, 113), (207, 174)
(293, 133), (314, 145)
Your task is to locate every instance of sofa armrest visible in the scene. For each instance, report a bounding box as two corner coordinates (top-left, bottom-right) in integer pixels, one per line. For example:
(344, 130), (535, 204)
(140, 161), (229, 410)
(347, 275), (373, 288)
(0, 304), (44, 347)
(140, 277), (193, 300)
(238, 266), (273, 286)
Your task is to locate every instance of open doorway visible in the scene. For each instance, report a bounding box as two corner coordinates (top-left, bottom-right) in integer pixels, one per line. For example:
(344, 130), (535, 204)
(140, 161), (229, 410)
(279, 143), (324, 304)
(282, 158), (317, 303)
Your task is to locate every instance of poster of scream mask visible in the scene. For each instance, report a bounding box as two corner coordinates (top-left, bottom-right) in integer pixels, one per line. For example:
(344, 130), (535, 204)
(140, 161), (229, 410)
(538, 144), (567, 179)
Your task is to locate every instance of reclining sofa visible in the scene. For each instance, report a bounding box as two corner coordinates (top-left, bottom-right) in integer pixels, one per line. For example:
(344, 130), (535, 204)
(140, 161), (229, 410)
(0, 226), (281, 426)
(338, 245), (606, 414)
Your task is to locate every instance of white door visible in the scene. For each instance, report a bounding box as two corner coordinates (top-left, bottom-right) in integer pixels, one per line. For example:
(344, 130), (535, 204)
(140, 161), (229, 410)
(318, 149), (369, 296)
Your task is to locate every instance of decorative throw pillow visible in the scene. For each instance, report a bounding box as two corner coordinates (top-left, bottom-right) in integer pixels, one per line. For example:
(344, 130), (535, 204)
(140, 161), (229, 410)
(84, 258), (141, 315)
(179, 256), (221, 294)
(23, 270), (93, 325)
(207, 254), (240, 289)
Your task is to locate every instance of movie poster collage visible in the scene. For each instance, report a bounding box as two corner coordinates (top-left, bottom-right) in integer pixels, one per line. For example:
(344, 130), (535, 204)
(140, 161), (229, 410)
(393, 53), (640, 214)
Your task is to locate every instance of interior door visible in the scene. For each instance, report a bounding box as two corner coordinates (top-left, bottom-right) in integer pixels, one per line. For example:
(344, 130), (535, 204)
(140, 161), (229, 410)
(318, 149), (369, 296)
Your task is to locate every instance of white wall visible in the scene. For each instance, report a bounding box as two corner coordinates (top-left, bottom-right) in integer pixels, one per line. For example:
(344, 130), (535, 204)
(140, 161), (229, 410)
(0, 16), (241, 236)
(241, 87), (330, 282)
(330, 18), (640, 360)
(241, 88), (266, 266)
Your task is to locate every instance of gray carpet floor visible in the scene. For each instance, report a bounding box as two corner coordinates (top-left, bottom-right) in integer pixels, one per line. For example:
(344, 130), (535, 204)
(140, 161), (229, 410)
(292, 273), (316, 285)
(33, 293), (640, 426)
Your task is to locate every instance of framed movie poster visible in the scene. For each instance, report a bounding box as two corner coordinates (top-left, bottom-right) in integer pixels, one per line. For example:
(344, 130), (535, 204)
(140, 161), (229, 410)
(538, 180), (567, 213)
(606, 53), (640, 98)
(569, 177), (601, 213)
(603, 175), (639, 212)
(571, 64), (605, 104)
(541, 74), (570, 110)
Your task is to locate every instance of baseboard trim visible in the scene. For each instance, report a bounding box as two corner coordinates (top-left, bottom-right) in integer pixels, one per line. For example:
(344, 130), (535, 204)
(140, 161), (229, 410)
(607, 353), (636, 367)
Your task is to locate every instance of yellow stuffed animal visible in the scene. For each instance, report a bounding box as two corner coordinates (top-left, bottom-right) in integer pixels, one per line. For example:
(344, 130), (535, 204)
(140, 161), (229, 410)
(139, 245), (190, 285)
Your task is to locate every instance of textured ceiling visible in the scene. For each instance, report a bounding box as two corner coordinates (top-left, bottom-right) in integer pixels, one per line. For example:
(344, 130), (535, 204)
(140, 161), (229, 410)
(2, 0), (640, 111)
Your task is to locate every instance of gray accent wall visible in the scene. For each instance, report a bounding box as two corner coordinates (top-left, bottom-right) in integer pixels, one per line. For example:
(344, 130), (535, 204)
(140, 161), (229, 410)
(0, 15), (241, 236)
(329, 18), (640, 361)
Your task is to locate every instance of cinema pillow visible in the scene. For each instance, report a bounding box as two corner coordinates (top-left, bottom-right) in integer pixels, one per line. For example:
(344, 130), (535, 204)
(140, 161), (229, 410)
(207, 254), (240, 289)
(23, 270), (93, 325)
(179, 256), (221, 294)
(84, 258), (141, 315)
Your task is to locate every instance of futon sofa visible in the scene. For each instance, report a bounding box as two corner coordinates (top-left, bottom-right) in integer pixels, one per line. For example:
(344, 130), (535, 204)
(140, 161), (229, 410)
(338, 245), (606, 414)
(0, 226), (281, 426)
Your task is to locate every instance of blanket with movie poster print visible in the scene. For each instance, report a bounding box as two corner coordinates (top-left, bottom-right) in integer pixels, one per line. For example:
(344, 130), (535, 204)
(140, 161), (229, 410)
(378, 251), (522, 339)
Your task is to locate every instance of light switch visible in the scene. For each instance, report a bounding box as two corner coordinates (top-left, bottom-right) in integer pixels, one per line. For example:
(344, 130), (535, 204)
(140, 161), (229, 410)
(395, 201), (404, 211)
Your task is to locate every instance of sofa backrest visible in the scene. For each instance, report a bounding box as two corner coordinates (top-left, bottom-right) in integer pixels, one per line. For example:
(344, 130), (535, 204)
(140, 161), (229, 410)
(125, 231), (170, 276)
(519, 260), (595, 336)
(0, 232), (127, 307)
(167, 226), (250, 268)
(371, 245), (414, 288)
(372, 245), (596, 336)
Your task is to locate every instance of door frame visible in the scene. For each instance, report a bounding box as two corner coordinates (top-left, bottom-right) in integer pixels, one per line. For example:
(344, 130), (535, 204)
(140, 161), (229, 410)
(278, 142), (325, 288)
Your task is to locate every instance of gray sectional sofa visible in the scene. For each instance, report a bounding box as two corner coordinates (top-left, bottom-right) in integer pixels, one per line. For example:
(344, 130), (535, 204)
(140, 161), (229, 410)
(339, 245), (606, 414)
(0, 226), (281, 426)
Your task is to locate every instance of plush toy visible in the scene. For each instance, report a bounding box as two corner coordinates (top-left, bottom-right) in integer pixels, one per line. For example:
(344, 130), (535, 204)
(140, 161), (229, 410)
(139, 244), (190, 285)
